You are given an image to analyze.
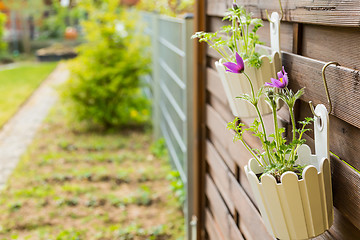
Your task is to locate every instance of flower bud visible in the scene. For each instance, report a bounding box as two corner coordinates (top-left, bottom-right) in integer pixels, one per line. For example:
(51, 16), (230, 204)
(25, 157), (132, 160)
(232, 3), (239, 10)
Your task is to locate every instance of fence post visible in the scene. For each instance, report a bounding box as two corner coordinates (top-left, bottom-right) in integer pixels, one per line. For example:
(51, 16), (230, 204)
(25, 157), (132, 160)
(184, 13), (195, 240)
(151, 13), (161, 140)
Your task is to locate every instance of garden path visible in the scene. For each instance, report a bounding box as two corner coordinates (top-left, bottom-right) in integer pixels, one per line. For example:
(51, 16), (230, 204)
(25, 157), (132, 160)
(0, 63), (69, 188)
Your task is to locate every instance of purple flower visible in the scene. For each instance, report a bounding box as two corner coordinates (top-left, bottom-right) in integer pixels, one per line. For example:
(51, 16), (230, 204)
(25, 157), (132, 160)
(265, 66), (288, 88)
(223, 53), (244, 74)
(232, 3), (239, 10)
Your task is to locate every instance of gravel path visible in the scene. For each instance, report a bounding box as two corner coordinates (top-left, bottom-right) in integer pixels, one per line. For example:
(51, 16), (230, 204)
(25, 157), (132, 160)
(0, 63), (69, 188)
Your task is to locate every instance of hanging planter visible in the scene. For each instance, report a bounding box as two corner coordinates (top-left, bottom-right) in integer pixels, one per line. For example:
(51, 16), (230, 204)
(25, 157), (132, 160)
(216, 11), (281, 118)
(225, 55), (338, 238)
(244, 104), (333, 239)
(215, 51), (281, 117)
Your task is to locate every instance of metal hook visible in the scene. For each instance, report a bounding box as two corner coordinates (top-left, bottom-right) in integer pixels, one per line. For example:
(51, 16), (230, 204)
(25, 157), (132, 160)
(266, 0), (284, 22)
(309, 61), (340, 118)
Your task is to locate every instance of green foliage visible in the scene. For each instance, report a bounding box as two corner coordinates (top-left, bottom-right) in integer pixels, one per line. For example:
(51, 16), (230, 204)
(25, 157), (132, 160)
(227, 79), (314, 180)
(55, 229), (84, 240)
(150, 138), (167, 158)
(39, 2), (86, 39)
(167, 171), (185, 206)
(62, 0), (151, 129)
(192, 4), (264, 68)
(0, 12), (7, 52)
(136, 0), (194, 17)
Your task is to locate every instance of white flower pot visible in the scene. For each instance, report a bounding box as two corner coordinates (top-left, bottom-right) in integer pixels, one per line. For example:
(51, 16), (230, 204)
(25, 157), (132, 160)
(244, 104), (333, 239)
(215, 52), (281, 118)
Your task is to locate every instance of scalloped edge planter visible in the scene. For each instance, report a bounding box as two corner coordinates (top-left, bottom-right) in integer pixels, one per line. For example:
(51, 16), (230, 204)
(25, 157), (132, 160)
(244, 104), (333, 239)
(215, 52), (281, 118)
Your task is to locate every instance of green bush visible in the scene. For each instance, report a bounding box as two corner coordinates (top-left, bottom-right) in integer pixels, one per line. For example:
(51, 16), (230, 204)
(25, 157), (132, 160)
(136, 0), (194, 17)
(39, 2), (86, 39)
(63, 0), (151, 128)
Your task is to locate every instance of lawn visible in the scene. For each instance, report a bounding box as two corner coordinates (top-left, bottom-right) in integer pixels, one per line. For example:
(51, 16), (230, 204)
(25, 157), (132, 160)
(0, 104), (184, 239)
(0, 62), (57, 127)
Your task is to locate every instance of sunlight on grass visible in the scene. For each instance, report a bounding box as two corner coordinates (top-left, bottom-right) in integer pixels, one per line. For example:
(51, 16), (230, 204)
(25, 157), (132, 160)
(0, 62), (57, 126)
(0, 104), (184, 239)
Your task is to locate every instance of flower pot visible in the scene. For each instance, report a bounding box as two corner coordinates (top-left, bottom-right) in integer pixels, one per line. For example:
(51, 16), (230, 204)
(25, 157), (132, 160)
(64, 27), (78, 40)
(244, 104), (333, 239)
(215, 51), (282, 118)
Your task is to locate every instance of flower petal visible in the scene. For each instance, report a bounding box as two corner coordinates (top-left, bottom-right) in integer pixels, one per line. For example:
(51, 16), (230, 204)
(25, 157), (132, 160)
(265, 82), (275, 87)
(223, 62), (241, 73)
(270, 78), (283, 88)
(282, 73), (289, 87)
(235, 52), (244, 72)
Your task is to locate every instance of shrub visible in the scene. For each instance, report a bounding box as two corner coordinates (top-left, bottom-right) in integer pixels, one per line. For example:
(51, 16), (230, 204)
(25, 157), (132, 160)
(136, 0), (194, 17)
(0, 12), (6, 52)
(63, 0), (151, 129)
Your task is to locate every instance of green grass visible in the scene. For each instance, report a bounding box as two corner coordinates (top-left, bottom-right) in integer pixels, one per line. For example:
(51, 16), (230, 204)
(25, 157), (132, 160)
(0, 62), (57, 126)
(0, 103), (184, 239)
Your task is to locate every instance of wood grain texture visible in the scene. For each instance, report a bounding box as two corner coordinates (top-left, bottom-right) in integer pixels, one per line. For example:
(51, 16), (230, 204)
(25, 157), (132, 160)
(206, 175), (243, 240)
(228, 171), (274, 240)
(208, 44), (360, 131)
(327, 208), (360, 240)
(193, 0), (207, 238)
(201, 1), (360, 238)
(206, 0), (360, 27)
(282, 51), (360, 130)
(206, 140), (235, 214)
(331, 155), (360, 231)
(205, 209), (225, 240)
(302, 24), (360, 71)
(297, 100), (360, 171)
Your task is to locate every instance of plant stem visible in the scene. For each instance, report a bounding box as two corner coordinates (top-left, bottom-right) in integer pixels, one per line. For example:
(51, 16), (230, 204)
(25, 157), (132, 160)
(240, 138), (264, 168)
(243, 72), (273, 165)
(233, 16), (238, 53)
(290, 106), (296, 142)
(292, 122), (309, 158)
(271, 103), (281, 163)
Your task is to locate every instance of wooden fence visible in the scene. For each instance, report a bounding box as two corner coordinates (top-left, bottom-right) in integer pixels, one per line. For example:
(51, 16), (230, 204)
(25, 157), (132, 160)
(192, 0), (360, 239)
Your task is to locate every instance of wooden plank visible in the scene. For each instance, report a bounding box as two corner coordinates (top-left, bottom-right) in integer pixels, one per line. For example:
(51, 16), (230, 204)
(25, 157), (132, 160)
(206, 140), (235, 213)
(331, 154), (360, 231)
(208, 45), (360, 132)
(292, 23), (303, 54)
(205, 209), (225, 240)
(282, 51), (360, 130)
(207, 46), (360, 137)
(328, 208), (360, 240)
(297, 99), (360, 171)
(193, 0), (207, 238)
(312, 231), (334, 240)
(207, 67), (228, 106)
(228, 214), (245, 240)
(207, 126), (255, 204)
(207, 36), (360, 135)
(206, 0), (360, 27)
(206, 174), (243, 240)
(228, 171), (273, 240)
(207, 129), (236, 173)
(302, 24), (360, 72)
(205, 103), (261, 167)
